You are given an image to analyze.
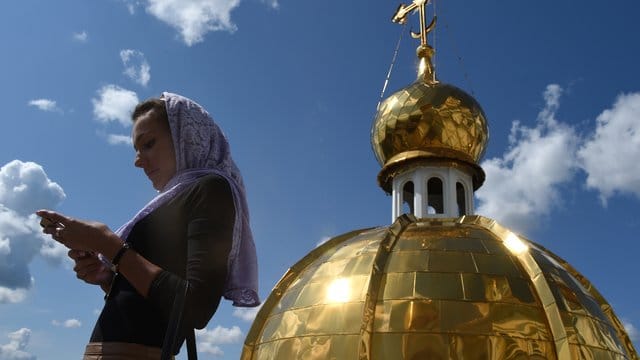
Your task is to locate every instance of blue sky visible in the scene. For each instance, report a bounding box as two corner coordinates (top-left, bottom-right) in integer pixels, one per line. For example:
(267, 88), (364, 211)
(0, 0), (639, 358)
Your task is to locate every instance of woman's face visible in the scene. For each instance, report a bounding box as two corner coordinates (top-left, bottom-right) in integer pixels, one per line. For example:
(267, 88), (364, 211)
(132, 110), (177, 191)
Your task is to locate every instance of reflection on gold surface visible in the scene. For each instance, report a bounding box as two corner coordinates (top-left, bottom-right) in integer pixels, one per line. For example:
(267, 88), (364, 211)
(503, 233), (529, 255)
(326, 278), (351, 303)
(242, 216), (638, 359)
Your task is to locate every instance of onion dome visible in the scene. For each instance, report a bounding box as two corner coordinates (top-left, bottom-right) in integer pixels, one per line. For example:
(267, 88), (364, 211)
(371, 44), (489, 193)
(242, 215), (638, 359)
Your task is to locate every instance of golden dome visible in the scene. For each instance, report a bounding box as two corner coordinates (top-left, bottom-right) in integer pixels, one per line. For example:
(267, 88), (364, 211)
(371, 80), (489, 192)
(242, 215), (638, 359)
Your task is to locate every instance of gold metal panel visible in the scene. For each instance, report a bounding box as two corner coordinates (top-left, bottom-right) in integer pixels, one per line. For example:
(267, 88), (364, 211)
(381, 272), (415, 300)
(487, 336), (536, 360)
(254, 335), (360, 360)
(480, 238), (506, 254)
(473, 253), (521, 277)
(461, 273), (487, 301)
(440, 301), (549, 340)
(428, 237), (489, 252)
(293, 275), (368, 308)
(305, 302), (364, 335)
(428, 250), (477, 273)
(374, 299), (440, 332)
(392, 237), (431, 251)
(414, 272), (463, 300)
(450, 335), (490, 360)
(259, 309), (309, 342)
(385, 250), (429, 273)
(507, 277), (537, 304)
(370, 333), (449, 360)
(529, 339), (556, 359)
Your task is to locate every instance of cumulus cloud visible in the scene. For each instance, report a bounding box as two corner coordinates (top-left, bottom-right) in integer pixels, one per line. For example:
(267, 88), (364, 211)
(145, 0), (240, 46)
(0, 328), (36, 360)
(195, 325), (242, 357)
(27, 99), (59, 112)
(232, 304), (262, 322)
(0, 160), (67, 303)
(92, 85), (139, 127)
(623, 319), (638, 341)
(72, 31), (88, 42)
(52, 319), (82, 328)
(476, 85), (580, 234)
(106, 134), (133, 146)
(120, 49), (150, 87)
(578, 92), (640, 205)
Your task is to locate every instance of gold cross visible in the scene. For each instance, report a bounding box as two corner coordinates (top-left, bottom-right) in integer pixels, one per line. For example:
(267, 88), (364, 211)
(392, 0), (437, 48)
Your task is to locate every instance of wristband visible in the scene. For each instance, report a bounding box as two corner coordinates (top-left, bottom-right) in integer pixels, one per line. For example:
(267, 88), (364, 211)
(110, 242), (131, 273)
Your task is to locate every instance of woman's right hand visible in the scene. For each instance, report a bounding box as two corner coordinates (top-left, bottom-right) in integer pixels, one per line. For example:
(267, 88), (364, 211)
(68, 250), (113, 289)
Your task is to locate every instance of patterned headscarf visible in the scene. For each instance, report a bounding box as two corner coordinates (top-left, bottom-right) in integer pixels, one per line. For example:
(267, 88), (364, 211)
(114, 92), (259, 307)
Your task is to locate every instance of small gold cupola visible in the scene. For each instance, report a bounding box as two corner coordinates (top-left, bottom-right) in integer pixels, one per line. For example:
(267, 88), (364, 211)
(372, 0), (489, 221)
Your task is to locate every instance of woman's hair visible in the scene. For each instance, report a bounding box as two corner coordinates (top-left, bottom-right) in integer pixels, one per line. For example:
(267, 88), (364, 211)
(131, 98), (169, 131)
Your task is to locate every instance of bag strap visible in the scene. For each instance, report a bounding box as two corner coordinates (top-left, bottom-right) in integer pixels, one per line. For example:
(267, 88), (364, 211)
(161, 281), (197, 359)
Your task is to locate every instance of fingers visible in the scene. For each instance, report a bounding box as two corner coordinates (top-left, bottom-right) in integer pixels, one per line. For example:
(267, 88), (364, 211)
(68, 249), (93, 260)
(35, 210), (71, 227)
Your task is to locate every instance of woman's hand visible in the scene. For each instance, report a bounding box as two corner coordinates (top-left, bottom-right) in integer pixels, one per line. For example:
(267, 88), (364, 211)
(36, 209), (121, 254)
(68, 250), (113, 289)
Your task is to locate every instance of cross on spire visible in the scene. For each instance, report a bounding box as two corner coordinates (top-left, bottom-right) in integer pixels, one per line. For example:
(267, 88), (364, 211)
(392, 0), (438, 83)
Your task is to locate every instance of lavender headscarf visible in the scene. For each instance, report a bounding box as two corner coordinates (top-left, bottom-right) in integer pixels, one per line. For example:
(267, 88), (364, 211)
(114, 92), (259, 307)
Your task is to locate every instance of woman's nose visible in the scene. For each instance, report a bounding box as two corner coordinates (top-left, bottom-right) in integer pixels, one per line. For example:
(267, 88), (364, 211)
(134, 152), (144, 168)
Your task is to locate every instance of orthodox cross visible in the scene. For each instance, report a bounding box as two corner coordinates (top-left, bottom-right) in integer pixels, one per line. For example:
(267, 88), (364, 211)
(392, 0), (438, 83)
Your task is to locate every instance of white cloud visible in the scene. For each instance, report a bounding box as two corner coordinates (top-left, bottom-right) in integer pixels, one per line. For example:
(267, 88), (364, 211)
(0, 328), (36, 360)
(195, 325), (242, 357)
(122, 0), (141, 14)
(476, 84), (580, 234)
(232, 304), (262, 322)
(578, 92), (640, 205)
(316, 235), (331, 248)
(623, 319), (638, 341)
(27, 99), (59, 112)
(120, 49), (151, 87)
(92, 85), (139, 127)
(0, 160), (67, 303)
(106, 134), (133, 146)
(145, 0), (240, 46)
(72, 31), (88, 42)
(260, 0), (278, 9)
(52, 319), (82, 328)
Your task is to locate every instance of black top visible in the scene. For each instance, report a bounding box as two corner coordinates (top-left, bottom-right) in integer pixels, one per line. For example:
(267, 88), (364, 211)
(90, 174), (235, 352)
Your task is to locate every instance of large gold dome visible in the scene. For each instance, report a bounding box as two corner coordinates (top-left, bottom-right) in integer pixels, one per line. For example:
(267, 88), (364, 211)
(371, 80), (489, 191)
(242, 215), (638, 359)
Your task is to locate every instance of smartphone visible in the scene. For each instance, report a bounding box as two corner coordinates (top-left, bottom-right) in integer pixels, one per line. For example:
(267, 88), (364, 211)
(39, 216), (63, 228)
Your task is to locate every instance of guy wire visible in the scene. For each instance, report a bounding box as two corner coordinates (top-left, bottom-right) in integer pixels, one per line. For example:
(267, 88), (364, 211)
(375, 23), (407, 112)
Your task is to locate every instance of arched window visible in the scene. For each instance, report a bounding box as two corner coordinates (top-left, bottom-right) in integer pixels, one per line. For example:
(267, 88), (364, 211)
(427, 177), (443, 214)
(456, 182), (467, 216)
(402, 181), (414, 215)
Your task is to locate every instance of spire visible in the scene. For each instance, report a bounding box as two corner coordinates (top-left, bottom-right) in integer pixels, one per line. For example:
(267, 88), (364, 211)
(392, 0), (437, 84)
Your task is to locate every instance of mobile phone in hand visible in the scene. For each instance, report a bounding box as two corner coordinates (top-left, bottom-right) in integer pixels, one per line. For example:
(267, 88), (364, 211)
(39, 216), (63, 228)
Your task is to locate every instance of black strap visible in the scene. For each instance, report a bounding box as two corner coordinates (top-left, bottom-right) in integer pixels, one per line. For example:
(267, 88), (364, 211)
(186, 329), (198, 360)
(161, 281), (197, 359)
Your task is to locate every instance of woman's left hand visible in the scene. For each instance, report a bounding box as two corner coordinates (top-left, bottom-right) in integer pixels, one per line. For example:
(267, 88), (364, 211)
(36, 209), (120, 253)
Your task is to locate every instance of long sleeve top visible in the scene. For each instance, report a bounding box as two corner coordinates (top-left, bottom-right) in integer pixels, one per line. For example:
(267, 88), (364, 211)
(89, 174), (235, 353)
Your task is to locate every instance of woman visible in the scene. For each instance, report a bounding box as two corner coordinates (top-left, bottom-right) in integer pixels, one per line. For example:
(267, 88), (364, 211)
(37, 92), (259, 359)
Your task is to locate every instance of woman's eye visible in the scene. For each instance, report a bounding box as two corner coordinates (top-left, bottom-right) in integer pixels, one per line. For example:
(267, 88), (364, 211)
(143, 139), (156, 150)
